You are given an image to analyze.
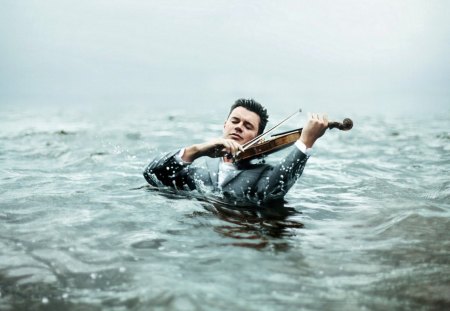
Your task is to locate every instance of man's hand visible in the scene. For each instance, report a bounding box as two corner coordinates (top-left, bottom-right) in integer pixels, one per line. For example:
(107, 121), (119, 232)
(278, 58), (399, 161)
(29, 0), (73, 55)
(299, 113), (329, 148)
(182, 138), (244, 163)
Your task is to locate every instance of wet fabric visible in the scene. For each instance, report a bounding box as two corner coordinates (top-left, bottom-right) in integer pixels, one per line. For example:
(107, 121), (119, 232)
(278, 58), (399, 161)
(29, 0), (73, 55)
(143, 147), (309, 204)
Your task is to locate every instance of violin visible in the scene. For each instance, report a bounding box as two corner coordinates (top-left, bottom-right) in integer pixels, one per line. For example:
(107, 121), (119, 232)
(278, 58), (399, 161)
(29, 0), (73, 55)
(233, 117), (353, 162)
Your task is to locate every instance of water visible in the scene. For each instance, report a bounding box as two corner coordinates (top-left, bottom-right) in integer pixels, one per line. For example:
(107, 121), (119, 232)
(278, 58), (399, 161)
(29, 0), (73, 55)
(0, 105), (449, 310)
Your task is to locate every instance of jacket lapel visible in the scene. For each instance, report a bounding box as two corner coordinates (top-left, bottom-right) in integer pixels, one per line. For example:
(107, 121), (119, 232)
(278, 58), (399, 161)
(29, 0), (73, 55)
(220, 168), (244, 187)
(205, 157), (220, 189)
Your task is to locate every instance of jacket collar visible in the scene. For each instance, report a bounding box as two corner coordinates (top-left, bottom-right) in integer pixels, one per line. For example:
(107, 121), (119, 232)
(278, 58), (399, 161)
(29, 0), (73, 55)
(205, 157), (245, 188)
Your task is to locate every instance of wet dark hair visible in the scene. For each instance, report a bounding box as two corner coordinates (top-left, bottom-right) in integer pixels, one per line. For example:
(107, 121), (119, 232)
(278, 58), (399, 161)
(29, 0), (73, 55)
(228, 98), (269, 134)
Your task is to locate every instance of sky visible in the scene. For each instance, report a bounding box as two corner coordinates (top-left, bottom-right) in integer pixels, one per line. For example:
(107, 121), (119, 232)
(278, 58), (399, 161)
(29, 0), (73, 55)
(1, 0), (449, 117)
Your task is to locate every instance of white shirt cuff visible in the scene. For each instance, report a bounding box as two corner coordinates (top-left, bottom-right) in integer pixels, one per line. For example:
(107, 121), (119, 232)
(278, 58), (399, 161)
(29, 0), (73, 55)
(174, 148), (192, 165)
(294, 140), (312, 156)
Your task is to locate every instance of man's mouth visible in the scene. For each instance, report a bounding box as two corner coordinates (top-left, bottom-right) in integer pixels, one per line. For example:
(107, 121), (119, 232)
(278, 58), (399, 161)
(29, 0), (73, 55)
(230, 133), (242, 140)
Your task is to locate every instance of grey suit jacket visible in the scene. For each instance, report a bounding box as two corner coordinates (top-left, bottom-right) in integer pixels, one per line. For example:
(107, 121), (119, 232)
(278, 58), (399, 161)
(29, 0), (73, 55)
(143, 147), (309, 203)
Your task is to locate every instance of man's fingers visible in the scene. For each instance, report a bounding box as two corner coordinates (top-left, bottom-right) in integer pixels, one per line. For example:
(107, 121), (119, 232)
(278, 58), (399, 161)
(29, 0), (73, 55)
(217, 139), (243, 157)
(220, 141), (232, 156)
(308, 112), (318, 120)
(308, 112), (328, 123)
(232, 141), (243, 153)
(206, 138), (244, 158)
(232, 141), (244, 157)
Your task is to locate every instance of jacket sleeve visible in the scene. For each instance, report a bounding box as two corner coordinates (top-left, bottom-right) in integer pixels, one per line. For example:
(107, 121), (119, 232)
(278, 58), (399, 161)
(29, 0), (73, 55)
(254, 148), (309, 201)
(143, 150), (195, 190)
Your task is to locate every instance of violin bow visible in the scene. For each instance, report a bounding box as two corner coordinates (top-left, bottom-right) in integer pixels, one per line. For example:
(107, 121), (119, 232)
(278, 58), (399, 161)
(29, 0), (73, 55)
(242, 109), (302, 151)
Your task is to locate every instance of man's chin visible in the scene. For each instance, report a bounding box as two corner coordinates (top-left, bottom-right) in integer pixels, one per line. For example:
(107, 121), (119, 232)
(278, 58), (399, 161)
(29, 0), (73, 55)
(229, 135), (243, 143)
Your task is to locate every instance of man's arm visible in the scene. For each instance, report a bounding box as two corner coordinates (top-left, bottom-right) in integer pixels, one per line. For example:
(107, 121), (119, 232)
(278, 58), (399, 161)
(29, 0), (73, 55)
(254, 113), (329, 201)
(143, 150), (193, 189)
(254, 147), (309, 201)
(299, 112), (328, 148)
(181, 138), (243, 163)
(143, 138), (244, 189)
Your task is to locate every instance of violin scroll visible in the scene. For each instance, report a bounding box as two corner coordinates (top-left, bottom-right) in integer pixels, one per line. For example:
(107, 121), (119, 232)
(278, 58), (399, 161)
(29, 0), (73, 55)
(328, 118), (353, 131)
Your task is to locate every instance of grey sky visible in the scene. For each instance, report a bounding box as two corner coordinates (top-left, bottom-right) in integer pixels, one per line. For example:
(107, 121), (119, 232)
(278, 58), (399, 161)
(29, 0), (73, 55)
(1, 0), (449, 116)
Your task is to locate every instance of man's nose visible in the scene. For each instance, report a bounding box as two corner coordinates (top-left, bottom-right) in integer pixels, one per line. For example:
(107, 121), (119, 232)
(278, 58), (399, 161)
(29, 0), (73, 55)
(234, 123), (243, 132)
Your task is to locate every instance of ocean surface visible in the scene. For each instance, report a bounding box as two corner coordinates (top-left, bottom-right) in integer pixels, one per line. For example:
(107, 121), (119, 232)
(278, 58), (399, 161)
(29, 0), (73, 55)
(0, 105), (449, 311)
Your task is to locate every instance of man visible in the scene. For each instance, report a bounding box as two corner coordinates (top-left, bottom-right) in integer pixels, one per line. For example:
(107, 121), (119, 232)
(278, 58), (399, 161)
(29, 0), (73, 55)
(143, 99), (328, 204)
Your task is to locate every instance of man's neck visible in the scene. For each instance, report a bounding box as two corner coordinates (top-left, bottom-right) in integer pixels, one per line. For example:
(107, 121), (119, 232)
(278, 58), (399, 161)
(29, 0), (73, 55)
(222, 157), (234, 164)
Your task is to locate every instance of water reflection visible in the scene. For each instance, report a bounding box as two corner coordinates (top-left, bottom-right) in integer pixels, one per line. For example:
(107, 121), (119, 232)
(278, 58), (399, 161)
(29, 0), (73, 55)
(143, 186), (304, 250)
(204, 200), (303, 250)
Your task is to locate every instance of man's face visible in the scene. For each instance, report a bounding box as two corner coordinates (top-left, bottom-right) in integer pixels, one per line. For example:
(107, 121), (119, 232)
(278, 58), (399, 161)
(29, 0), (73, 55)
(223, 107), (260, 145)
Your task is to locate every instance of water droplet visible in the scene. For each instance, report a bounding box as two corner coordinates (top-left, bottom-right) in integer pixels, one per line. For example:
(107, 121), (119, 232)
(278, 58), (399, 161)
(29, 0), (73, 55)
(119, 267), (126, 273)
(42, 297), (49, 304)
(90, 273), (97, 280)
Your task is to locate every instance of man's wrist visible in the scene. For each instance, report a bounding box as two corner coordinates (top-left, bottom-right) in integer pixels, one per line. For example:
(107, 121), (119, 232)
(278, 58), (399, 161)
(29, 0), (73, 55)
(295, 140), (312, 155)
(181, 144), (205, 163)
(176, 148), (193, 164)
